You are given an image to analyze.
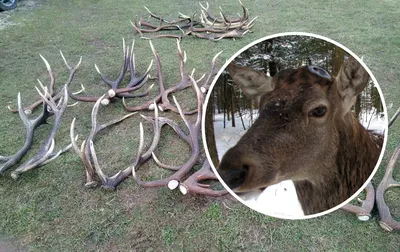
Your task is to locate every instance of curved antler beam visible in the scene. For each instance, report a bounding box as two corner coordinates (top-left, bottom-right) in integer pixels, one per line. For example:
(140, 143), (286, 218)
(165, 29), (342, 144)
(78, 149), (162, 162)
(340, 182), (375, 221)
(70, 95), (137, 189)
(376, 144), (400, 231)
(0, 93), (51, 174)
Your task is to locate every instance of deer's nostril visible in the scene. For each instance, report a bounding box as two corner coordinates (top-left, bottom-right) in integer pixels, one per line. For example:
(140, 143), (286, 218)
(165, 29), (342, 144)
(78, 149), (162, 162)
(223, 166), (248, 189)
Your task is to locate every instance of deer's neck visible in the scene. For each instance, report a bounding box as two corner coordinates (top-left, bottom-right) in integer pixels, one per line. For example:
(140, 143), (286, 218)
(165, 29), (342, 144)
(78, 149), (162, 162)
(294, 117), (382, 215)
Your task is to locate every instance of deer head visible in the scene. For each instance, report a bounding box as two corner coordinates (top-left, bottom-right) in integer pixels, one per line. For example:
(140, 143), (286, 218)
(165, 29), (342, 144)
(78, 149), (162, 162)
(217, 57), (378, 206)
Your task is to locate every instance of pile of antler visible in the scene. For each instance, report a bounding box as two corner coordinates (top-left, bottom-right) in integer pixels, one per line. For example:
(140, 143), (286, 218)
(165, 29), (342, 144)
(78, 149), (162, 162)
(132, 1), (257, 41)
(1, 35), (226, 197)
(67, 39), (227, 196)
(341, 107), (400, 231)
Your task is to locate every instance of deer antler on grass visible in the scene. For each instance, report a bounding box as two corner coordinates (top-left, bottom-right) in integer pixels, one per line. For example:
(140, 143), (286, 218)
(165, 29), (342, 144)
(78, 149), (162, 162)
(7, 54), (83, 114)
(376, 109), (400, 231)
(122, 39), (212, 114)
(132, 1), (256, 41)
(179, 159), (228, 197)
(376, 143), (400, 231)
(67, 39), (154, 106)
(340, 182), (375, 221)
(132, 75), (203, 189)
(70, 95), (136, 189)
(2, 53), (83, 177)
(341, 107), (400, 229)
(0, 94), (52, 174)
(10, 85), (72, 179)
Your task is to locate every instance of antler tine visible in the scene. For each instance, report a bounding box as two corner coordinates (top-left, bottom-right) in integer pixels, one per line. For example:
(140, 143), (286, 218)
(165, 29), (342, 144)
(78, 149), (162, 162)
(116, 39), (154, 96)
(138, 102), (160, 160)
(134, 16), (185, 33)
(88, 140), (108, 186)
(61, 52), (111, 104)
(200, 50), (223, 93)
(95, 38), (129, 90)
(8, 54), (56, 114)
(156, 42), (198, 115)
(179, 159), (228, 196)
(149, 40), (166, 93)
(70, 117), (97, 187)
(220, 0), (248, 24)
(189, 74), (204, 127)
(340, 182), (375, 221)
(176, 39), (186, 80)
(389, 107), (400, 127)
(0, 93), (51, 174)
(123, 40), (165, 112)
(376, 144), (400, 231)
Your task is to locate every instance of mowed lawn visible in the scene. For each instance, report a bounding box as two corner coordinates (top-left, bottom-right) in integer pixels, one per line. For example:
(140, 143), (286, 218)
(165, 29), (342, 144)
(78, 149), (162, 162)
(0, 0), (399, 251)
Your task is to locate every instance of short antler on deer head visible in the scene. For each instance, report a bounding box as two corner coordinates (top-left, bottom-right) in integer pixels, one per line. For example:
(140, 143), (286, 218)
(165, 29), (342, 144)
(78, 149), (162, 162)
(67, 39), (154, 106)
(70, 95), (136, 189)
(132, 75), (203, 189)
(179, 159), (228, 196)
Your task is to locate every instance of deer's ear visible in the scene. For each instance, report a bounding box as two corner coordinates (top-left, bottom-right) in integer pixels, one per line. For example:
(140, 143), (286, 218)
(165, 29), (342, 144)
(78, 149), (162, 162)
(226, 62), (274, 103)
(335, 56), (370, 114)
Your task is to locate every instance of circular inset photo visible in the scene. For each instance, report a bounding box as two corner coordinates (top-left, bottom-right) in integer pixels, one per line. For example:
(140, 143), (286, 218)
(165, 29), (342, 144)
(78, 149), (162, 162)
(202, 33), (388, 219)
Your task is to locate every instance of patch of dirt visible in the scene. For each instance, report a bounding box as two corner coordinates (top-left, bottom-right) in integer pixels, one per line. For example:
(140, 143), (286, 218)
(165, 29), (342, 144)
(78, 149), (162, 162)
(0, 240), (25, 252)
(0, 0), (42, 30)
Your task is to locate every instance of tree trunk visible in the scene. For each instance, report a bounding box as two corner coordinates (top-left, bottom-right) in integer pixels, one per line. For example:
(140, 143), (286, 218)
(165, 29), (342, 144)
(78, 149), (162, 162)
(332, 47), (345, 76)
(205, 100), (220, 167)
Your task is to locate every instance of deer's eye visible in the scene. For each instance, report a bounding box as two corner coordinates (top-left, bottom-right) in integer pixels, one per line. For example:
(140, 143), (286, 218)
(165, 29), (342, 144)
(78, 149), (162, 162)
(310, 107), (327, 117)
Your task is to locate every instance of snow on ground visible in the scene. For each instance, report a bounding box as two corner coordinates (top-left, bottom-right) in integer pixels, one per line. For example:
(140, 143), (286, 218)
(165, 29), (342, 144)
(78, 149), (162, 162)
(359, 108), (386, 134)
(213, 109), (386, 218)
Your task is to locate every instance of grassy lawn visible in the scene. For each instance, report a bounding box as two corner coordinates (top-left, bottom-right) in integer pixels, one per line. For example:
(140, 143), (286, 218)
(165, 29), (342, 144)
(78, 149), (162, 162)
(0, 0), (399, 251)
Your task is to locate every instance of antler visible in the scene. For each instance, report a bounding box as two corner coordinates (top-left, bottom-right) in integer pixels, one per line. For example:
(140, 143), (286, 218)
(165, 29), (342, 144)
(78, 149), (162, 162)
(67, 39), (154, 105)
(199, 1), (256, 30)
(388, 107), (400, 128)
(70, 95), (136, 189)
(133, 1), (256, 41)
(132, 74), (203, 189)
(10, 85), (71, 179)
(0, 93), (52, 174)
(376, 143), (400, 231)
(7, 55), (55, 114)
(122, 39), (200, 115)
(179, 159), (228, 196)
(340, 182), (375, 221)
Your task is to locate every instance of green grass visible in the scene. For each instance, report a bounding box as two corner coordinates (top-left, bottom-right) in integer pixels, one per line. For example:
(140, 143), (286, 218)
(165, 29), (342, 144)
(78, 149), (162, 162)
(0, 0), (399, 251)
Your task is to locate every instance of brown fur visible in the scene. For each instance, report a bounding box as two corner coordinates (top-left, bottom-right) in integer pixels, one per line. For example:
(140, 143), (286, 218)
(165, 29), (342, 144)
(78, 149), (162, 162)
(218, 60), (383, 215)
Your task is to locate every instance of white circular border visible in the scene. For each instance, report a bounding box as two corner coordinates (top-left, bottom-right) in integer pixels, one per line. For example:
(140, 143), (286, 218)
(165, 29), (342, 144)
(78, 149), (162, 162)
(201, 32), (389, 220)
